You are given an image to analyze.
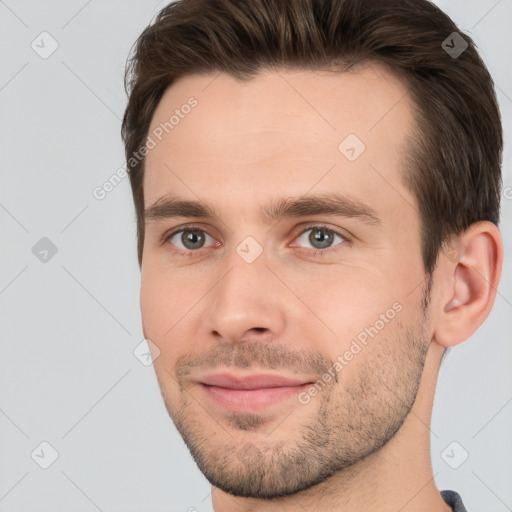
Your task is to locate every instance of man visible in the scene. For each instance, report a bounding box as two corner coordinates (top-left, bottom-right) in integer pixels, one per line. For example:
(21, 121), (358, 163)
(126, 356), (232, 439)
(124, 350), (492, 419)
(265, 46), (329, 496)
(121, 0), (503, 510)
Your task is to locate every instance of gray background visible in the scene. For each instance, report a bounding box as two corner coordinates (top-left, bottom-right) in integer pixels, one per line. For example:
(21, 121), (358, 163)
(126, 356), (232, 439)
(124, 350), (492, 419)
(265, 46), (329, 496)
(1, 1), (511, 511)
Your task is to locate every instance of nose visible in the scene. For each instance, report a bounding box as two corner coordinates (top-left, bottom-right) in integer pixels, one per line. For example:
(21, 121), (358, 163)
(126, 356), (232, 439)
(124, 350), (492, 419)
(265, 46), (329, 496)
(206, 248), (287, 344)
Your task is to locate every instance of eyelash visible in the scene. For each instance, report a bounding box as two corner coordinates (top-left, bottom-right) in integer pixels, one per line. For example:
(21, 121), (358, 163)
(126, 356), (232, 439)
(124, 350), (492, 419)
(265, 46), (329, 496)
(162, 223), (349, 258)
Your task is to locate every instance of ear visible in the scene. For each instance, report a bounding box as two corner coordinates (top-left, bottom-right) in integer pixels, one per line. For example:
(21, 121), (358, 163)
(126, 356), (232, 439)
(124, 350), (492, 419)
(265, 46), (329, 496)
(433, 221), (503, 348)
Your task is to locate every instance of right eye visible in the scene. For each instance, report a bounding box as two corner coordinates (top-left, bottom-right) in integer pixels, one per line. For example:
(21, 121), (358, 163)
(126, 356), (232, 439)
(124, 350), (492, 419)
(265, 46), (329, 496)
(163, 225), (219, 256)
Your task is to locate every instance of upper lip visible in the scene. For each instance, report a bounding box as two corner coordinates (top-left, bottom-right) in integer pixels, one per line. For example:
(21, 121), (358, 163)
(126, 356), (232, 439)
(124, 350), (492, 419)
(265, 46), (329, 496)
(199, 372), (312, 390)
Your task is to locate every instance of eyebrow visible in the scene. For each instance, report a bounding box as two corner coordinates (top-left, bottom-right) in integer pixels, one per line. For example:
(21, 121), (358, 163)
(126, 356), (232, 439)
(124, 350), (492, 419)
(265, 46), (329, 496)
(144, 192), (380, 225)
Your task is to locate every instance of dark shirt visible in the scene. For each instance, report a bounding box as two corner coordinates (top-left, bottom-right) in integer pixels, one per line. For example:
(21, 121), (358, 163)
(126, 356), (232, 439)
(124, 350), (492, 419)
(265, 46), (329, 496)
(441, 490), (468, 512)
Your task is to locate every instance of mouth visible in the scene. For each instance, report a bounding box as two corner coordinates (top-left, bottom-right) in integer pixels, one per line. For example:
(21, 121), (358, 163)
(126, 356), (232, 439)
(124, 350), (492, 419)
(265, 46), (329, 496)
(197, 372), (313, 413)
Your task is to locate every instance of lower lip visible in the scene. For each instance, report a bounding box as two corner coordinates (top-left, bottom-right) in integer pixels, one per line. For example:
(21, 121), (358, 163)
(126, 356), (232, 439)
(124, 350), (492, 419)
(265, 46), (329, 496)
(200, 383), (311, 413)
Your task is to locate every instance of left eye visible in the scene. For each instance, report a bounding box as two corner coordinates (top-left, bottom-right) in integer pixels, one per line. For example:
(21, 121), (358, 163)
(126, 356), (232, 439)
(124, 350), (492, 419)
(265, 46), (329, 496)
(294, 225), (346, 252)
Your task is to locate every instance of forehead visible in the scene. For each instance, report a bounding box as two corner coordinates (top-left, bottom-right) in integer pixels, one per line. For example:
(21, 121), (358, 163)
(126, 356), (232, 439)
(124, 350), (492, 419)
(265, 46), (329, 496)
(143, 63), (417, 222)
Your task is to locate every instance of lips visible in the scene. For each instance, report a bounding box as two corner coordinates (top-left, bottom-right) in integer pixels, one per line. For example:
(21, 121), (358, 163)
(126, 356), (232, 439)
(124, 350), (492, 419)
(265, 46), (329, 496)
(200, 372), (311, 389)
(197, 372), (313, 413)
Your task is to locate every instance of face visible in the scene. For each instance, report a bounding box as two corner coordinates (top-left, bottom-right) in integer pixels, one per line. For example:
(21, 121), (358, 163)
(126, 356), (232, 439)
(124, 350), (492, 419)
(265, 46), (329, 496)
(140, 64), (432, 498)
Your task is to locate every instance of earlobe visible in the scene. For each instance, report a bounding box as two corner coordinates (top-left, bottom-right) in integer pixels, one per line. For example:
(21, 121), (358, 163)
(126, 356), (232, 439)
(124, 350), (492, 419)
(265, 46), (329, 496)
(434, 221), (503, 348)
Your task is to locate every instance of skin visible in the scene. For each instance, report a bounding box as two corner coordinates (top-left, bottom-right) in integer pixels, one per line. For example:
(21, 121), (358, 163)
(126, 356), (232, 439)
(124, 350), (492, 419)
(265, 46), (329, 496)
(140, 63), (502, 511)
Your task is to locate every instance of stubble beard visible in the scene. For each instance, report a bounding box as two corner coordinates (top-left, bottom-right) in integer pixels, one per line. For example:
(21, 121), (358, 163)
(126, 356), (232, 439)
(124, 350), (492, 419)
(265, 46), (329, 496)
(157, 316), (430, 499)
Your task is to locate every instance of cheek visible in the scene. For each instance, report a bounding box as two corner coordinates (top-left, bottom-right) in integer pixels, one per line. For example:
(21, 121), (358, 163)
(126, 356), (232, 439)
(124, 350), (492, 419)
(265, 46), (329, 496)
(140, 266), (189, 346)
(141, 261), (196, 321)
(140, 265), (214, 370)
(140, 271), (184, 399)
(140, 270), (168, 339)
(295, 268), (420, 378)
(290, 266), (400, 342)
(140, 251), (418, 369)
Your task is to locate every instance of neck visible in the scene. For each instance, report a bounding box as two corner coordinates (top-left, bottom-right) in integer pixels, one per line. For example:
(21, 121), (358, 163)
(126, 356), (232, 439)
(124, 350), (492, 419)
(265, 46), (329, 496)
(212, 342), (453, 512)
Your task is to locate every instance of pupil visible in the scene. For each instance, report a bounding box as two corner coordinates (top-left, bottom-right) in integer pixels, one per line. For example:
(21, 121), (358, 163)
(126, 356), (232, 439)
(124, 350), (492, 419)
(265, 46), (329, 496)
(312, 228), (332, 248)
(184, 230), (204, 249)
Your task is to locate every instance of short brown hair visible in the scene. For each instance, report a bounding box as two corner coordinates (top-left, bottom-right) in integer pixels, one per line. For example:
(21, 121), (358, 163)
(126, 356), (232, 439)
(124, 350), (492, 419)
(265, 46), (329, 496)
(122, 0), (502, 273)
